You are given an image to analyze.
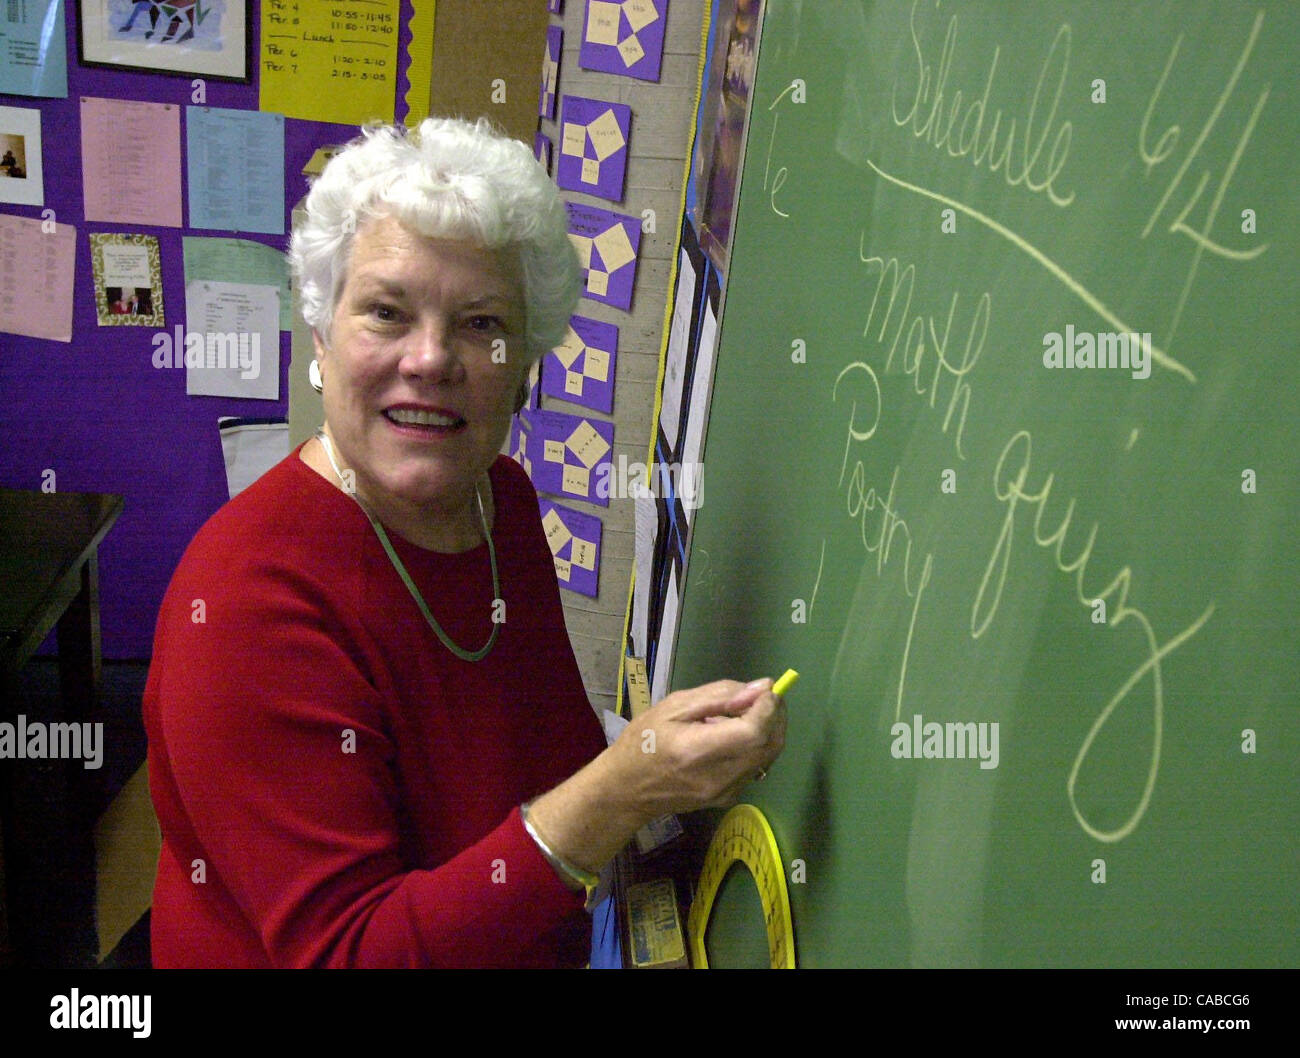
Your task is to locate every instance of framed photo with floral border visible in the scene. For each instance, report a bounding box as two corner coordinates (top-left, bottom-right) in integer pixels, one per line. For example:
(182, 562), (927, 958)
(76, 1), (251, 83)
(89, 232), (165, 327)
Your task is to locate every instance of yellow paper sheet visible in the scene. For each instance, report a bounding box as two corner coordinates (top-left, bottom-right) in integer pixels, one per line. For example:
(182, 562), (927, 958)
(586, 269), (609, 296)
(586, 1), (622, 45)
(552, 325), (585, 369)
(565, 370), (585, 396)
(623, 0), (659, 33)
(544, 438), (567, 463)
(542, 508), (572, 553)
(571, 537), (597, 571)
(562, 121), (587, 157)
(567, 421), (611, 469)
(554, 556), (573, 582)
(593, 223), (636, 272)
(583, 346), (610, 382)
(562, 463), (591, 495)
(581, 158), (601, 185)
(618, 33), (646, 68)
(587, 109), (626, 161)
(260, 0), (400, 125)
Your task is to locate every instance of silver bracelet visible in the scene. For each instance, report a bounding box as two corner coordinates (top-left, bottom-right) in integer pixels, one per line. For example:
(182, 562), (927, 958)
(520, 800), (599, 890)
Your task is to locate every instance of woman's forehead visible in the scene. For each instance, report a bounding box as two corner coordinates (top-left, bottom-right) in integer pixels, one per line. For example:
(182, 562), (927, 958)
(346, 214), (521, 292)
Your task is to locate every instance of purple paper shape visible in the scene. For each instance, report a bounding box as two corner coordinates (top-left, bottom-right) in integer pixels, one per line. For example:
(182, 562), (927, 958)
(579, 0), (667, 83)
(566, 201), (641, 311)
(542, 314), (618, 414)
(527, 406), (615, 508)
(535, 131), (553, 174)
(539, 26), (563, 120)
(556, 96), (631, 203)
(539, 499), (602, 598)
(549, 0), (564, 13)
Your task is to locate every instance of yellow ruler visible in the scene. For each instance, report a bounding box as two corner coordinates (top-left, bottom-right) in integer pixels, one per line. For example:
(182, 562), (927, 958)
(687, 804), (795, 968)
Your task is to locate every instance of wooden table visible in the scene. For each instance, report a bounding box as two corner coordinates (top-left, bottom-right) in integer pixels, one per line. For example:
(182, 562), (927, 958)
(0, 488), (123, 966)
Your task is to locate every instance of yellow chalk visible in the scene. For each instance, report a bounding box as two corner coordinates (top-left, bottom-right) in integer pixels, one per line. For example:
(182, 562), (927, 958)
(772, 669), (799, 697)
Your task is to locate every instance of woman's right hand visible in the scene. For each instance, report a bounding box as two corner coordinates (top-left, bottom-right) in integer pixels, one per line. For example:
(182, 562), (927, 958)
(525, 677), (788, 878)
(608, 678), (787, 821)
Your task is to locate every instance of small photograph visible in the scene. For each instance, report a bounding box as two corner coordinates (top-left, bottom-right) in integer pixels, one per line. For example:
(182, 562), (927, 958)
(0, 105), (43, 206)
(102, 286), (156, 317)
(0, 134), (28, 179)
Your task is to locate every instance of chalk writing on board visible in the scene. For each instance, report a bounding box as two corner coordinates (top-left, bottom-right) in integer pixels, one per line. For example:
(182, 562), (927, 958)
(833, 359), (935, 723)
(890, 3), (1076, 209)
(1139, 11), (1271, 354)
(973, 429), (1216, 843)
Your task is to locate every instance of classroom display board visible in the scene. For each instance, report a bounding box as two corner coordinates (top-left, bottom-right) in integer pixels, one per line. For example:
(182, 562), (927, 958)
(671, 0), (1298, 967)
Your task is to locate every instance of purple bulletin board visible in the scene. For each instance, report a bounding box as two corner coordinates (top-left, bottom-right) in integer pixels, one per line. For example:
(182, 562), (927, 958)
(0, 3), (416, 658)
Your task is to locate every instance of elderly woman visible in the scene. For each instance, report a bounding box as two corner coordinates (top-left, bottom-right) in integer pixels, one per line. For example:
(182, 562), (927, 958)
(143, 117), (785, 968)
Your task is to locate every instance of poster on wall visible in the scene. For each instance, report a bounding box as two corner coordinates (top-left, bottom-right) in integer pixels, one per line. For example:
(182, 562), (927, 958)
(693, 0), (761, 271)
(90, 233), (164, 327)
(0, 0), (69, 98)
(77, 0), (251, 82)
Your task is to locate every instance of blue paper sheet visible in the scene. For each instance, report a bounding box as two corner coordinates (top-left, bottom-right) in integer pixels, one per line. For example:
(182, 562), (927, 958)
(0, 0), (68, 98)
(186, 106), (285, 235)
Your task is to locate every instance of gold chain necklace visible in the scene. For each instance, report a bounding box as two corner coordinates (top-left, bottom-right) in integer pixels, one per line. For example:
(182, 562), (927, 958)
(316, 430), (500, 662)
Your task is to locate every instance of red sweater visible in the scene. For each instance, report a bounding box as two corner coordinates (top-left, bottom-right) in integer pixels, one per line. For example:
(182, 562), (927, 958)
(144, 448), (607, 967)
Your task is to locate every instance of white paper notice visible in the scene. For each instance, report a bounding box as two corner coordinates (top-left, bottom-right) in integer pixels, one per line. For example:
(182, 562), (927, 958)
(650, 561), (680, 707)
(185, 280), (280, 399)
(218, 418), (290, 498)
(659, 248), (695, 452)
(680, 298), (718, 522)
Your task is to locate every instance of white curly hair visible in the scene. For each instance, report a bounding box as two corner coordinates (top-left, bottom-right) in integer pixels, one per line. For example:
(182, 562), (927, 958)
(290, 117), (580, 363)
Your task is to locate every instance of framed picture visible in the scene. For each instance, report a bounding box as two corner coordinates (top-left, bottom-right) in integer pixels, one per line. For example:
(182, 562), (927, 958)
(89, 232), (165, 327)
(76, 1), (251, 83)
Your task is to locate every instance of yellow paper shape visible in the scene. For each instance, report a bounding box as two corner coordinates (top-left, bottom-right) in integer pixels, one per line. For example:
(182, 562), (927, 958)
(586, 269), (609, 296)
(547, 57), (558, 93)
(542, 508), (573, 554)
(553, 556), (573, 582)
(623, 0), (659, 33)
(260, 0), (400, 124)
(565, 370), (585, 396)
(562, 463), (591, 495)
(568, 233), (592, 269)
(593, 223), (635, 272)
(581, 158), (601, 185)
(562, 122), (586, 157)
(571, 537), (597, 571)
(523, 455), (533, 478)
(567, 420), (611, 469)
(586, 1), (622, 45)
(583, 346), (610, 382)
(552, 326), (585, 369)
(587, 109), (626, 161)
(544, 438), (566, 463)
(618, 33), (646, 67)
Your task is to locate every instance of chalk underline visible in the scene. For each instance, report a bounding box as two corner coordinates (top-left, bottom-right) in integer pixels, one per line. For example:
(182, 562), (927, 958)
(864, 158), (1195, 385)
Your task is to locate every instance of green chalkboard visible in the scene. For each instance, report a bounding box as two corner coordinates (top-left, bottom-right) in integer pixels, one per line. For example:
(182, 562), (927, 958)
(672, 0), (1299, 967)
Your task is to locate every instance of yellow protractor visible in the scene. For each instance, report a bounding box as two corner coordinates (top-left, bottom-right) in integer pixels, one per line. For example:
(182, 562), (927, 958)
(687, 803), (795, 968)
